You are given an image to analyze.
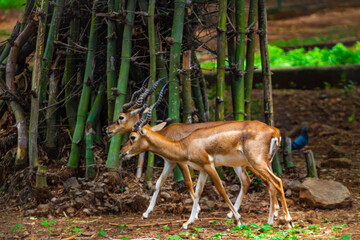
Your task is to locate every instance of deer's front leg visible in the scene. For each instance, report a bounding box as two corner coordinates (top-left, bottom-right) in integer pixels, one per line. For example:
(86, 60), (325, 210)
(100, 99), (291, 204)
(143, 160), (176, 219)
(177, 162), (201, 219)
(182, 170), (207, 229)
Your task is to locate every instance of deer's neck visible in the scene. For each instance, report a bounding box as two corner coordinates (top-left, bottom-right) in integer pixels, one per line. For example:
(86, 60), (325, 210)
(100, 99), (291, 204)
(147, 133), (187, 161)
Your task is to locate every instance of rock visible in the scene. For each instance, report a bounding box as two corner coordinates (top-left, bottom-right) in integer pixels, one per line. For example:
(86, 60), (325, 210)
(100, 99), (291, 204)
(66, 207), (76, 215)
(82, 208), (92, 215)
(160, 191), (172, 201)
(63, 177), (80, 192)
(230, 184), (240, 193)
(205, 200), (215, 208)
(37, 203), (50, 215)
(285, 189), (292, 197)
(94, 187), (105, 198)
(126, 195), (149, 212)
(282, 179), (304, 192)
(321, 158), (352, 169)
(24, 209), (36, 216)
(51, 197), (57, 203)
(299, 178), (352, 209)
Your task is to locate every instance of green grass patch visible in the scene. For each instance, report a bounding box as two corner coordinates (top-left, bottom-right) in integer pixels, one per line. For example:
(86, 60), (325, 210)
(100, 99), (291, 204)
(0, 0), (26, 10)
(199, 42), (360, 72)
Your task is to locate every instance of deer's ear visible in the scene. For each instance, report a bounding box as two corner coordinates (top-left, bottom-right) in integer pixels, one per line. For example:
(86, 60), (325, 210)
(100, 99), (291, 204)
(151, 122), (167, 132)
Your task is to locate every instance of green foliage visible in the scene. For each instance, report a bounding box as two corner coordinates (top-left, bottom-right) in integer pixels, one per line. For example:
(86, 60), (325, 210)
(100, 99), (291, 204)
(97, 226), (106, 237)
(0, 0), (26, 9)
(200, 42), (360, 71)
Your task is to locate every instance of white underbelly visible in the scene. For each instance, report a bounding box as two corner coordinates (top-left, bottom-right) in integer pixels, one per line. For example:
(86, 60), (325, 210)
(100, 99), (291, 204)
(213, 153), (248, 167)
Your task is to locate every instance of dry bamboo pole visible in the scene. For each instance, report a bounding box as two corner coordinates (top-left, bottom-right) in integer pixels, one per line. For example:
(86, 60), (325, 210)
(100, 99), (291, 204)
(304, 150), (318, 178)
(6, 22), (37, 166)
(68, 0), (98, 168)
(232, 0), (246, 121)
(0, 23), (21, 65)
(29, 0), (49, 168)
(106, 0), (117, 125)
(106, 0), (137, 169)
(64, 0), (81, 132)
(244, 0), (258, 120)
(182, 50), (193, 123)
(258, 0), (282, 174)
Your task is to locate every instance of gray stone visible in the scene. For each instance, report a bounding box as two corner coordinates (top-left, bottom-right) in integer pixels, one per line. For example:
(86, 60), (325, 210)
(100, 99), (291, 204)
(63, 177), (80, 192)
(37, 203), (50, 215)
(321, 158), (352, 169)
(94, 187), (105, 198)
(283, 179), (304, 192)
(299, 178), (352, 209)
(230, 184), (240, 193)
(160, 191), (172, 201)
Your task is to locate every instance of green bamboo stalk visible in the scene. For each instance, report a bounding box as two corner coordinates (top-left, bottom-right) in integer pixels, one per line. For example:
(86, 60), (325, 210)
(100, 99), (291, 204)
(29, 0), (49, 167)
(283, 137), (294, 168)
(182, 50), (193, 123)
(192, 52), (209, 121)
(85, 84), (105, 179)
(258, 0), (281, 174)
(106, 0), (117, 125)
(228, 0), (236, 108)
(305, 150), (318, 178)
(232, 0), (245, 121)
(168, 0), (186, 182)
(68, 0), (98, 168)
(215, 0), (227, 122)
(106, 0), (137, 169)
(40, 0), (65, 102)
(215, 0), (227, 179)
(244, 0), (258, 120)
(64, 0), (81, 132)
(145, 0), (157, 182)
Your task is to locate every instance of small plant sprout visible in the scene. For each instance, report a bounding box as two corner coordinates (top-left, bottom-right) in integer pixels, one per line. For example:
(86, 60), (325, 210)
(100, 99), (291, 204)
(11, 223), (22, 232)
(117, 223), (127, 232)
(163, 225), (169, 230)
(97, 226), (106, 237)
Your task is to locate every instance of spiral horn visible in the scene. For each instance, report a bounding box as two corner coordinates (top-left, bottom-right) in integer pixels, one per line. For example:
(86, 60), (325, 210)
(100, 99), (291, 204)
(122, 75), (151, 112)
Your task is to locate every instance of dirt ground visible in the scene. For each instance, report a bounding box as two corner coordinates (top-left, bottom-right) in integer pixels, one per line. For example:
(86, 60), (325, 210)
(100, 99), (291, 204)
(1, 88), (360, 239)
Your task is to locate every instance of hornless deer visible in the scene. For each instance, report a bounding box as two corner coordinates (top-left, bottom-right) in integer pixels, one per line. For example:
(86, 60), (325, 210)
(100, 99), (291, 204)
(120, 84), (292, 229)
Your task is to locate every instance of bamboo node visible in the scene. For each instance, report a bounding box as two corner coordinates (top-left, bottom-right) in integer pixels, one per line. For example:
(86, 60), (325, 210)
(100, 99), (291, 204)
(165, 37), (175, 45)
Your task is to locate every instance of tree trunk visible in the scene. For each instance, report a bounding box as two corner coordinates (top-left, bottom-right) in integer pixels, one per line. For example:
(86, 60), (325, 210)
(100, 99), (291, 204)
(106, 0), (137, 169)
(29, 0), (49, 167)
(305, 150), (318, 178)
(283, 137), (294, 168)
(68, 0), (98, 168)
(244, 0), (258, 120)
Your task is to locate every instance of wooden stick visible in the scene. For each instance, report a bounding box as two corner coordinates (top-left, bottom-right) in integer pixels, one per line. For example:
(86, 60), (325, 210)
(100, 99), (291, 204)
(304, 150), (318, 178)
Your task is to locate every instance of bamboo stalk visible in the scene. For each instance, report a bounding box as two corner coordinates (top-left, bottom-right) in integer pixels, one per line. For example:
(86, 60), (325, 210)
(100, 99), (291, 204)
(36, 166), (48, 188)
(29, 0), (49, 167)
(40, 0), (65, 102)
(258, 0), (281, 174)
(0, 23), (21, 65)
(192, 52), (209, 121)
(232, 0), (245, 121)
(64, 0), (81, 132)
(283, 137), (294, 168)
(106, 0), (137, 169)
(305, 150), (318, 178)
(145, 0), (157, 182)
(215, 0), (227, 122)
(68, 0), (98, 168)
(244, 0), (258, 120)
(182, 50), (192, 123)
(106, 0), (117, 125)
(6, 22), (37, 166)
(85, 84), (105, 179)
(168, 0), (186, 182)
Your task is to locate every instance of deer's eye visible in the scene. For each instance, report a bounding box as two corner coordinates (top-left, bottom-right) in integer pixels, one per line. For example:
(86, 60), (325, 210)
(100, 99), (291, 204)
(130, 135), (136, 144)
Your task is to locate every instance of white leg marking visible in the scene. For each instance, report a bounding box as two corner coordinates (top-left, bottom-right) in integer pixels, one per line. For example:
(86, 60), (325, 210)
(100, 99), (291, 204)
(143, 161), (176, 219)
(227, 167), (243, 219)
(183, 171), (207, 229)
